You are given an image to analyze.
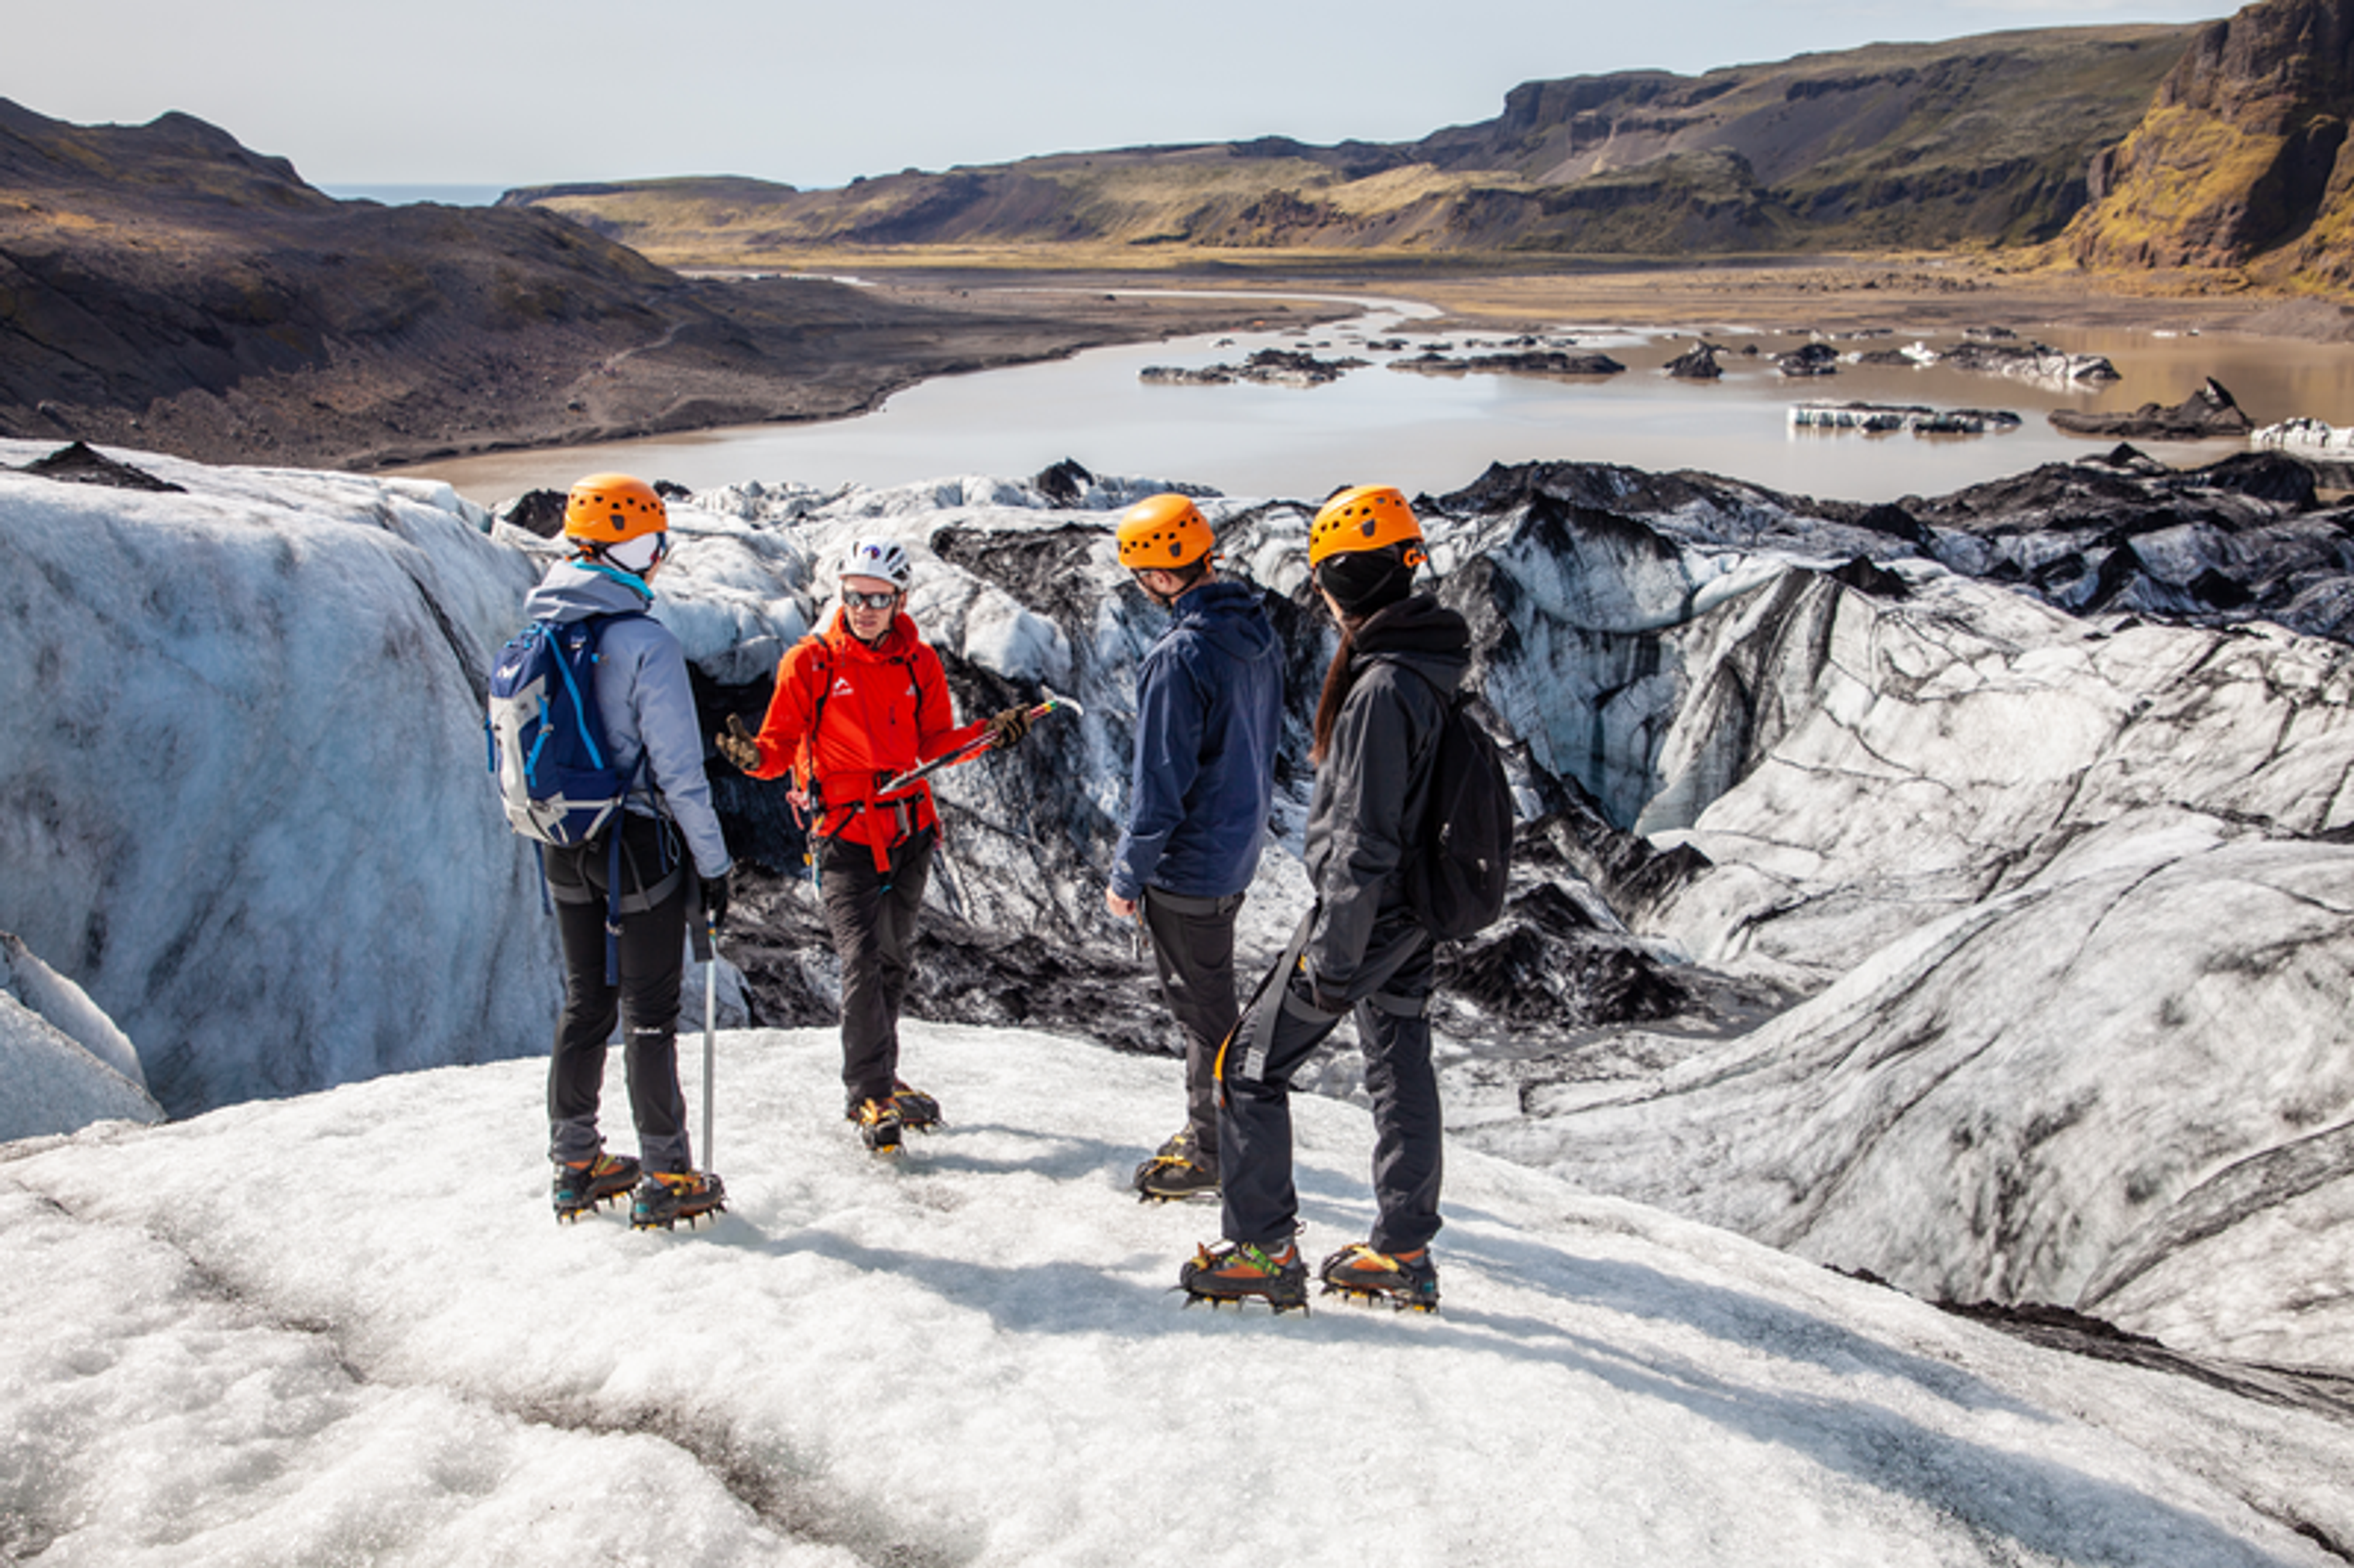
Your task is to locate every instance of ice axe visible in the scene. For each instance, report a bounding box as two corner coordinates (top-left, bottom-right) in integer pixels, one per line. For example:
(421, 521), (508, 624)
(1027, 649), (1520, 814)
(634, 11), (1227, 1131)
(875, 688), (1085, 796)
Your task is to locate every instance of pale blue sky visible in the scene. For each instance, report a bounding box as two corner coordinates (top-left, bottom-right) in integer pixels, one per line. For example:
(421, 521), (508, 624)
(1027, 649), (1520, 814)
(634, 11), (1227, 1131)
(10, 0), (2234, 191)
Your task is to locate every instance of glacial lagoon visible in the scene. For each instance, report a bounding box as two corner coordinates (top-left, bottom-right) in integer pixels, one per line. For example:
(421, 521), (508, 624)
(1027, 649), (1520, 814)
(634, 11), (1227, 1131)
(397, 293), (2354, 507)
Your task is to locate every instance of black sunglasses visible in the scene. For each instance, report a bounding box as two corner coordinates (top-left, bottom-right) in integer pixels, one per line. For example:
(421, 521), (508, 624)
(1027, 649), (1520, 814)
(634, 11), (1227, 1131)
(843, 589), (901, 610)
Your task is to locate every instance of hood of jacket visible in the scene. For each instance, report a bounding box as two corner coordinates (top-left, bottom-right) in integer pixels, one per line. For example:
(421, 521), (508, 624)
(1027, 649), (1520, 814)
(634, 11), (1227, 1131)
(1167, 577), (1277, 661)
(523, 558), (654, 624)
(1350, 593), (1471, 694)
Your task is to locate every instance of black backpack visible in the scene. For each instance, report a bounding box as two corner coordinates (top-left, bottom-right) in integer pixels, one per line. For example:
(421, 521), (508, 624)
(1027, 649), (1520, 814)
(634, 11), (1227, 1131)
(1400, 672), (1514, 940)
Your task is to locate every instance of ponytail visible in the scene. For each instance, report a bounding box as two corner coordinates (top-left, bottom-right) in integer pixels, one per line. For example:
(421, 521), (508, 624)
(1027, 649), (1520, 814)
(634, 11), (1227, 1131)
(1309, 615), (1364, 766)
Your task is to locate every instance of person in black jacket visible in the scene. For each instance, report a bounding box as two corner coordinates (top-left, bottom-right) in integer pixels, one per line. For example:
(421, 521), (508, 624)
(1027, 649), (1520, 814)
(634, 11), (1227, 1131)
(1107, 494), (1286, 1202)
(1177, 485), (1468, 1313)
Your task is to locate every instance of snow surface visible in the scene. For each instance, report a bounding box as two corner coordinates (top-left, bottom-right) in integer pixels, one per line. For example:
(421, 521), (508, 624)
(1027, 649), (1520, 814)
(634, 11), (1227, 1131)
(10, 437), (2354, 1493)
(3, 1023), (2347, 1567)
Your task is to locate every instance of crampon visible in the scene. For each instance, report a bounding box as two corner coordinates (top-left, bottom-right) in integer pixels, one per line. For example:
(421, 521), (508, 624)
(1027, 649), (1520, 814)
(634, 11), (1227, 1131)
(1132, 1129), (1219, 1203)
(1176, 1239), (1309, 1314)
(1318, 1243), (1439, 1312)
(630, 1170), (727, 1231)
(553, 1152), (639, 1224)
(853, 1097), (904, 1158)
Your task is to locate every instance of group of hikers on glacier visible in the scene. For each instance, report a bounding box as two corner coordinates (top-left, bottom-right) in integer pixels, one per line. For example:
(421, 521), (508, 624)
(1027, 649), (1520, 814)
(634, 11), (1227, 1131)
(495, 471), (1475, 1313)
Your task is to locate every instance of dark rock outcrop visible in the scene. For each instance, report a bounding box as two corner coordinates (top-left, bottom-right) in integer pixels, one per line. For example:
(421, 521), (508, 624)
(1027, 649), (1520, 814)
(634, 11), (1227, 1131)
(1940, 341), (2122, 382)
(15, 440), (183, 492)
(1139, 348), (1366, 387)
(501, 489), (569, 538)
(1390, 350), (1627, 378)
(2047, 377), (2257, 439)
(1664, 342), (1726, 379)
(1776, 343), (1840, 376)
(1032, 457), (1095, 506)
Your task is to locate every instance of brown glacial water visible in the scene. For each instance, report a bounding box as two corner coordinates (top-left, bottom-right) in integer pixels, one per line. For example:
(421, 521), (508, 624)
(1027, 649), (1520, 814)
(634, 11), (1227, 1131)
(396, 297), (2354, 508)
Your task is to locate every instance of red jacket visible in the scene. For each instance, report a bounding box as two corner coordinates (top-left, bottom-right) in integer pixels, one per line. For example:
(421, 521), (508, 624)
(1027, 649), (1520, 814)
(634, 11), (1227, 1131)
(745, 609), (985, 865)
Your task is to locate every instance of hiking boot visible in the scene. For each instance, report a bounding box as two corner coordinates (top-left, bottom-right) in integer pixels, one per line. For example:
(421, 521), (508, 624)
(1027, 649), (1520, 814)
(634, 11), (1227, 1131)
(1134, 1150), (1220, 1201)
(855, 1097), (904, 1158)
(630, 1170), (726, 1231)
(1148, 1128), (1203, 1163)
(1134, 1127), (1219, 1201)
(1178, 1239), (1309, 1312)
(552, 1152), (639, 1222)
(1319, 1243), (1440, 1312)
(889, 1081), (942, 1132)
(844, 1082), (941, 1130)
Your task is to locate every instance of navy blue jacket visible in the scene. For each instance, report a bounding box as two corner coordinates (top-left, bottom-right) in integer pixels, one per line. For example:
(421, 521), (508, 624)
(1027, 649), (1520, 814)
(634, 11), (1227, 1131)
(1110, 578), (1286, 902)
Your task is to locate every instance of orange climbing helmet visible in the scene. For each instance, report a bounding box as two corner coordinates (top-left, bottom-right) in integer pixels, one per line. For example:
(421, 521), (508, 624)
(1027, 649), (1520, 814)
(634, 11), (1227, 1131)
(1116, 493), (1217, 571)
(1308, 484), (1424, 568)
(563, 473), (668, 546)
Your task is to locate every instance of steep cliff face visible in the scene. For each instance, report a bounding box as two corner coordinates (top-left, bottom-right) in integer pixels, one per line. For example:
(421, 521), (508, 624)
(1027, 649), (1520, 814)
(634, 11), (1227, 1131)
(2069, 0), (2354, 272)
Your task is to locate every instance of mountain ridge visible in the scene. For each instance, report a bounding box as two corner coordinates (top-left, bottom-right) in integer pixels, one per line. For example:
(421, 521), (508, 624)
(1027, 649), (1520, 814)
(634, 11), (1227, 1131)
(507, 25), (2193, 261)
(0, 98), (1310, 468)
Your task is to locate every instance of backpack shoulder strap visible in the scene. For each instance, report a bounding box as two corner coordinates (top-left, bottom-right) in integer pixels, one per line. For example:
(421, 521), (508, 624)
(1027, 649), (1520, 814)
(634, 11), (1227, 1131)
(579, 610), (658, 804)
(1388, 659), (1466, 729)
(794, 633), (835, 782)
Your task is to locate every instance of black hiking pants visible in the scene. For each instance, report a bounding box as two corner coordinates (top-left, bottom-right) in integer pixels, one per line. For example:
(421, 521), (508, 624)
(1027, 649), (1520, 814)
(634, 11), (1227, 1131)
(820, 827), (935, 1108)
(545, 813), (693, 1175)
(1219, 917), (1441, 1257)
(1141, 886), (1245, 1169)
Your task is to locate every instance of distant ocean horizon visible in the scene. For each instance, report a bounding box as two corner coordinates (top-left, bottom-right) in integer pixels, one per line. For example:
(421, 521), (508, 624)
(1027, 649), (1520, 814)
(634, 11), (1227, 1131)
(319, 183), (512, 207)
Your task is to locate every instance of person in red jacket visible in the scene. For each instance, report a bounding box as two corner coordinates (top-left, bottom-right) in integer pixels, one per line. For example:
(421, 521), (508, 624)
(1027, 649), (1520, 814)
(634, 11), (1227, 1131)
(718, 537), (1030, 1155)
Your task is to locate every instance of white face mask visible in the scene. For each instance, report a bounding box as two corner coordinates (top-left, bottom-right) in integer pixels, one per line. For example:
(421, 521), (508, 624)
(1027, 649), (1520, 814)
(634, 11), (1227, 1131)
(604, 531), (668, 573)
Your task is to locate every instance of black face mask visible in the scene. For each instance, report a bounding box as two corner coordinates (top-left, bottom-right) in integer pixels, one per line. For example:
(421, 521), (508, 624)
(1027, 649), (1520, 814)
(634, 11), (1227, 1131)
(1315, 550), (1414, 618)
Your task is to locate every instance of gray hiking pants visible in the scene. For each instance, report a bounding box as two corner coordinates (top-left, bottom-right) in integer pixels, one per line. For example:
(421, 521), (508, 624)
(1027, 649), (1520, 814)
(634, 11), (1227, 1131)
(1142, 885), (1245, 1168)
(1218, 915), (1440, 1256)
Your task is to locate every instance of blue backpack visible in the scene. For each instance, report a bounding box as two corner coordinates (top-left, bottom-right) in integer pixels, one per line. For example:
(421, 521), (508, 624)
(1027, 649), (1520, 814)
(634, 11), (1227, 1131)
(485, 613), (646, 846)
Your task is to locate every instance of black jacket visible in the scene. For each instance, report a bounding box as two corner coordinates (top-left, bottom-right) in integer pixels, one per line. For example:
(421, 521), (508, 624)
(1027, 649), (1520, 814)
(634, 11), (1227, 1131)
(1302, 593), (1471, 993)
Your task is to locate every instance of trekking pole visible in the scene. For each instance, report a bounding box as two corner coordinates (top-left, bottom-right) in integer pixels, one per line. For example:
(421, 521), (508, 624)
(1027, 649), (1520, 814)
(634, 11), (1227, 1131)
(690, 885), (718, 1173)
(703, 916), (717, 1173)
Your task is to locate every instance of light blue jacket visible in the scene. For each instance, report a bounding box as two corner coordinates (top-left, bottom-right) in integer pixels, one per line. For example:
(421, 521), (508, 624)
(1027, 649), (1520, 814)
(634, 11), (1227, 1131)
(522, 560), (733, 881)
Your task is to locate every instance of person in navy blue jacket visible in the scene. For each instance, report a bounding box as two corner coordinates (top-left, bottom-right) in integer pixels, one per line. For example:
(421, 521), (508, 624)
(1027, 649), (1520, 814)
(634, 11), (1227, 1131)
(1107, 494), (1286, 1201)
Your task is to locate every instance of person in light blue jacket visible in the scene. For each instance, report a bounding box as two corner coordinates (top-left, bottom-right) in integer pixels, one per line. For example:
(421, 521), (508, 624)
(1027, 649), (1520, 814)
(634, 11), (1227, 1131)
(1107, 494), (1286, 1201)
(530, 474), (733, 1232)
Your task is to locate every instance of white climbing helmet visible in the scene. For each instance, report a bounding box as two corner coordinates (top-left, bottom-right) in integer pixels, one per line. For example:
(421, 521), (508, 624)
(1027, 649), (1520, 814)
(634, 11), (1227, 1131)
(842, 537), (913, 590)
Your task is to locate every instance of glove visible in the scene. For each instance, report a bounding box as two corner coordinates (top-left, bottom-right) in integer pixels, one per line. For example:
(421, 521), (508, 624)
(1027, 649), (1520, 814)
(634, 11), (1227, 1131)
(701, 869), (732, 934)
(716, 714), (761, 772)
(985, 706), (1033, 749)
